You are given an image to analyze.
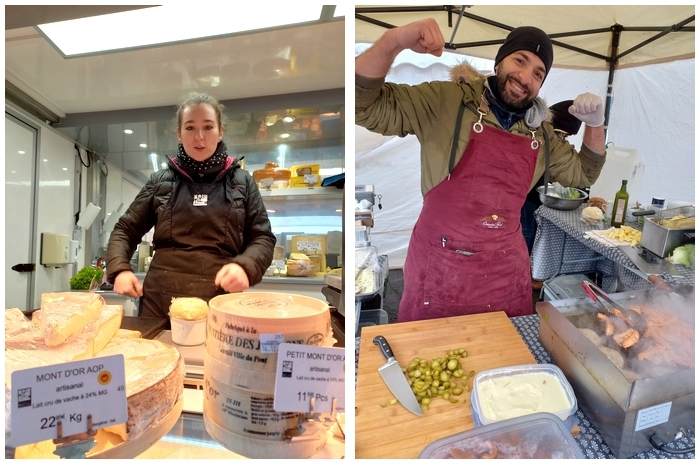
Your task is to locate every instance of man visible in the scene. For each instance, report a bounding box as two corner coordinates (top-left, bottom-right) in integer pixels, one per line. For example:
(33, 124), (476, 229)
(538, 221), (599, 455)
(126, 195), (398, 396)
(523, 100), (583, 290)
(356, 19), (606, 322)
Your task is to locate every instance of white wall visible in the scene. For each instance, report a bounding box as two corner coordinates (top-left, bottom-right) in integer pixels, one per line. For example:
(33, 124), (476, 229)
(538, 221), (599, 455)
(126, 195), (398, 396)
(6, 104), (144, 307)
(33, 126), (80, 301)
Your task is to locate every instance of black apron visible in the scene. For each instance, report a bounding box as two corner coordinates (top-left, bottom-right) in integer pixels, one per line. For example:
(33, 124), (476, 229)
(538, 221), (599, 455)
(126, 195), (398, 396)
(140, 174), (245, 321)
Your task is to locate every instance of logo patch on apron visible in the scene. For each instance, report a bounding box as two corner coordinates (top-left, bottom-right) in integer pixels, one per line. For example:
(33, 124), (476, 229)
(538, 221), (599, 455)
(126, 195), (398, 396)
(480, 214), (505, 229)
(193, 194), (208, 206)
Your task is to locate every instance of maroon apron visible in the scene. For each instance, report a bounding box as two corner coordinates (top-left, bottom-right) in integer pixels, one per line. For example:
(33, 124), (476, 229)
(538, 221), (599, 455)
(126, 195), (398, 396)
(398, 109), (538, 322)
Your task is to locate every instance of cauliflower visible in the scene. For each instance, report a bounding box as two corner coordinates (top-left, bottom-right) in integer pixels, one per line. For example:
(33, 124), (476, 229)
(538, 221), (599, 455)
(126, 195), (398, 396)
(669, 244), (695, 269)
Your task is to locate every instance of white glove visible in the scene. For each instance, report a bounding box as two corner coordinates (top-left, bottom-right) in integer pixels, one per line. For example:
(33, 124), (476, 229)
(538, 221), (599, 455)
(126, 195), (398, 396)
(569, 93), (605, 127)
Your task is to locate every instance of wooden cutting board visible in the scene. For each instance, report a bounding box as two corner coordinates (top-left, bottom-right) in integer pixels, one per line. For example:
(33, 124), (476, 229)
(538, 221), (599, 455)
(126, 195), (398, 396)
(355, 311), (537, 459)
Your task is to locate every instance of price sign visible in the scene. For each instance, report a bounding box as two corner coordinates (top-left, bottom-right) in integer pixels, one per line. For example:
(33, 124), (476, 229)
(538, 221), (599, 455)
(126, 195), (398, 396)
(297, 240), (322, 252)
(303, 174), (318, 185)
(273, 343), (345, 414)
(10, 355), (128, 447)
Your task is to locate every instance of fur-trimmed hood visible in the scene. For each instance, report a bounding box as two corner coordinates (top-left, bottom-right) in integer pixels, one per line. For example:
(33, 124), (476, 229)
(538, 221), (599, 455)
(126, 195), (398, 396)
(449, 62), (553, 125)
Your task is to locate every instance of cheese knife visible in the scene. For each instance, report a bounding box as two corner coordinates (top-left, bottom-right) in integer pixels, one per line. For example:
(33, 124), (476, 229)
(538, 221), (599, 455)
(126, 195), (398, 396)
(373, 335), (423, 416)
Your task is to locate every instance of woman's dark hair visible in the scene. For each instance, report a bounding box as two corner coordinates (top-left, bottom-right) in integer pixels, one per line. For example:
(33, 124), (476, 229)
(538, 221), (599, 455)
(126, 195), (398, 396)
(174, 92), (227, 133)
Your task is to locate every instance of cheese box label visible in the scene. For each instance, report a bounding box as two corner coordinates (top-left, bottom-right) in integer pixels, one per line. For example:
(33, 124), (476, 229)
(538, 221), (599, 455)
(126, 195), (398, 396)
(260, 333), (284, 353)
(273, 343), (345, 414)
(10, 355), (128, 447)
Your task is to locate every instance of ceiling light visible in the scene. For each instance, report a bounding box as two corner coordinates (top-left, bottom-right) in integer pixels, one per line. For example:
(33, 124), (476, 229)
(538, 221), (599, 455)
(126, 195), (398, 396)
(282, 115), (296, 123)
(140, 143), (147, 148)
(18, 151), (25, 154)
(62, 168), (68, 171)
(267, 210), (276, 213)
(278, 133), (292, 139)
(124, 129), (133, 134)
(36, 5), (327, 58)
(335, 209), (342, 212)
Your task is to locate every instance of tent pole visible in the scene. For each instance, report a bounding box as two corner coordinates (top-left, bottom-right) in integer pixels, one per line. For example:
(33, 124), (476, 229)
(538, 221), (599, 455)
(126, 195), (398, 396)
(604, 25), (622, 140)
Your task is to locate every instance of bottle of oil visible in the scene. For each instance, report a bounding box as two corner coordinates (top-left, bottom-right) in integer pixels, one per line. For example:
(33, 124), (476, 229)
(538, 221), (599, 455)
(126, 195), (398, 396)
(610, 179), (629, 228)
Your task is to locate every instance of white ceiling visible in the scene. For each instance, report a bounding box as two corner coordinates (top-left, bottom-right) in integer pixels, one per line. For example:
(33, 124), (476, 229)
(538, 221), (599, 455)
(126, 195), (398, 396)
(5, 5), (346, 184)
(6, 6), (345, 116)
(356, 5), (695, 70)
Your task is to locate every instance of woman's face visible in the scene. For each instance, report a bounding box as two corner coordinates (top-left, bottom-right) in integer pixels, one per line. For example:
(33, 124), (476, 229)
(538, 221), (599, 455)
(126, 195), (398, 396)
(177, 103), (223, 161)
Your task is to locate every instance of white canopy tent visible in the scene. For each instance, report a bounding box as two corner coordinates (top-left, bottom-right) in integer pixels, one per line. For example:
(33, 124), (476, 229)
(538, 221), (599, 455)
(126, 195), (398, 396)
(354, 5), (695, 269)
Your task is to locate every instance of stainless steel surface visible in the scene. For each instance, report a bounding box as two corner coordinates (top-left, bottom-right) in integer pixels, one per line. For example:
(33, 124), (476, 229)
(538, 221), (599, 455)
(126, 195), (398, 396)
(536, 186), (588, 211)
(640, 217), (693, 258)
(618, 245), (683, 276)
(373, 335), (422, 416)
(537, 291), (695, 458)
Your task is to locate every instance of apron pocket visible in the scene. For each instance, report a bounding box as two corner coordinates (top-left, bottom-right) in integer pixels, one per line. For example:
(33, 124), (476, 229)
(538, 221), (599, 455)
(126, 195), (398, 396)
(469, 148), (531, 210)
(423, 244), (526, 306)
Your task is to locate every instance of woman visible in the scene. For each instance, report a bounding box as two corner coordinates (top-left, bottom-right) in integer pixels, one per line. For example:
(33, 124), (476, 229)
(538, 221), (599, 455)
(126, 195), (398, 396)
(106, 92), (276, 320)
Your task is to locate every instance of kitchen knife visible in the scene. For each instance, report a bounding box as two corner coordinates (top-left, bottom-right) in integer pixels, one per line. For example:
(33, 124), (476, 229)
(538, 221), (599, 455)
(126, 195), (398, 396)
(373, 335), (423, 416)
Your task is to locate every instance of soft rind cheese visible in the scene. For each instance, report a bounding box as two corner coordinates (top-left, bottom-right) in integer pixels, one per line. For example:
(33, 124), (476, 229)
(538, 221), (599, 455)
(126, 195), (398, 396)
(94, 338), (184, 441)
(39, 292), (105, 346)
(5, 305), (122, 447)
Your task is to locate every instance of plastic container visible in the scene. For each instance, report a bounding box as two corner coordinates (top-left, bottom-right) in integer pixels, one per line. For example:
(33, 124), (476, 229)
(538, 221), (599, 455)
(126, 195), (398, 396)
(170, 316), (206, 346)
(418, 412), (585, 459)
(355, 246), (388, 301)
(471, 364), (577, 426)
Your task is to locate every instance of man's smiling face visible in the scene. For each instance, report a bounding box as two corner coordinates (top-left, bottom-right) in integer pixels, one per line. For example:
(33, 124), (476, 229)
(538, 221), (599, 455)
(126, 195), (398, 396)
(494, 50), (546, 110)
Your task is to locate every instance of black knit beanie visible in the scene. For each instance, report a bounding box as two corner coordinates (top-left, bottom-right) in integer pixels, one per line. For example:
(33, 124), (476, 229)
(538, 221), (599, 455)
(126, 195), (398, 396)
(494, 26), (553, 79)
(550, 100), (582, 135)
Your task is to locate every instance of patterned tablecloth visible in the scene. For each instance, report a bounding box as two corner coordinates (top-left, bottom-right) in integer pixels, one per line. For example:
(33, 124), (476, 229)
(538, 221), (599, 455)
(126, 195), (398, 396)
(355, 314), (696, 459)
(531, 205), (694, 293)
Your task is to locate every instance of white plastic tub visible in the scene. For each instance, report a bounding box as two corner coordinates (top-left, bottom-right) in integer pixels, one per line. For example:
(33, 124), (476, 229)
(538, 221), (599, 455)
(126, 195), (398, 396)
(471, 364), (577, 426)
(170, 317), (206, 346)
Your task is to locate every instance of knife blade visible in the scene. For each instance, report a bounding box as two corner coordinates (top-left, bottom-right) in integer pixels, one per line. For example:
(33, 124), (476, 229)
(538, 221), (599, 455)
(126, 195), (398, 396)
(373, 335), (423, 416)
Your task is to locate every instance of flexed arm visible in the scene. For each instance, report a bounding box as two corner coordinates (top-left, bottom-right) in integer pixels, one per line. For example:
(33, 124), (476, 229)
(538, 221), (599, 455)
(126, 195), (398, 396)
(356, 18), (445, 78)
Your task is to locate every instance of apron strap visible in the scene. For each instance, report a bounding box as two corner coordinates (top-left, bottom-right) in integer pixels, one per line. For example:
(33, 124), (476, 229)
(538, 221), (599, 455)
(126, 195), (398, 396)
(542, 126), (551, 193)
(448, 101), (467, 175)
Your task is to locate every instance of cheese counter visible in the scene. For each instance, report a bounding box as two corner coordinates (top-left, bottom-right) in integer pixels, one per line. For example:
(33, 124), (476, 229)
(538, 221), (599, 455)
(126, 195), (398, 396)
(136, 330), (346, 459)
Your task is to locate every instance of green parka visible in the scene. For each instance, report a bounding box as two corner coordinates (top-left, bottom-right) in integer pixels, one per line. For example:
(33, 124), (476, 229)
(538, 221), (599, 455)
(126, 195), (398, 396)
(356, 62), (605, 197)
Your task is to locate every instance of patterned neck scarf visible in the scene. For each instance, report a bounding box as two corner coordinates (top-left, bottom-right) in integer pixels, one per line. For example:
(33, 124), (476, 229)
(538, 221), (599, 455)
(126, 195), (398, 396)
(176, 141), (228, 175)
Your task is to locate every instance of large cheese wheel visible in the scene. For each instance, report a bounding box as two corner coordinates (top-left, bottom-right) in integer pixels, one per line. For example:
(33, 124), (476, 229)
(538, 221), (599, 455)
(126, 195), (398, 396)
(206, 293), (334, 391)
(94, 338), (184, 441)
(6, 298), (183, 458)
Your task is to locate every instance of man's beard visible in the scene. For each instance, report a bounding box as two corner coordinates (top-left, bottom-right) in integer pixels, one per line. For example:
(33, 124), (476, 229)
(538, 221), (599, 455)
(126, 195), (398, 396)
(495, 69), (537, 111)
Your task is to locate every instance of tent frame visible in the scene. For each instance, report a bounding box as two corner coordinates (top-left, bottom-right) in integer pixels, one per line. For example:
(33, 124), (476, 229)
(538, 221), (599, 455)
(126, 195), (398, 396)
(356, 5), (694, 134)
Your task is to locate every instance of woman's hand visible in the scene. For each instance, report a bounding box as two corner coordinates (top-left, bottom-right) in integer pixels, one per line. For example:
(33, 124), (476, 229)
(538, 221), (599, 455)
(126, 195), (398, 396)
(114, 271), (143, 298)
(215, 263), (250, 293)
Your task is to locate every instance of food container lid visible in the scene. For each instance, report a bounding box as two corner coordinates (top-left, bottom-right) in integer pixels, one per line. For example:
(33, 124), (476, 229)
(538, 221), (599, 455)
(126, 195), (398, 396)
(472, 364), (577, 425)
(418, 412), (585, 459)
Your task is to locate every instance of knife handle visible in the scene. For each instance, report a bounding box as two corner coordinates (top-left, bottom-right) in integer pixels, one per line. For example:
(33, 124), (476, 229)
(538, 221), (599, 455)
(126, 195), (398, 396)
(373, 335), (396, 362)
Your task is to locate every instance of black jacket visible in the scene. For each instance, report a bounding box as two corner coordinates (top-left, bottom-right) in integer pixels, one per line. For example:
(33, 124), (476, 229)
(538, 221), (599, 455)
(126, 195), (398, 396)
(106, 157), (275, 288)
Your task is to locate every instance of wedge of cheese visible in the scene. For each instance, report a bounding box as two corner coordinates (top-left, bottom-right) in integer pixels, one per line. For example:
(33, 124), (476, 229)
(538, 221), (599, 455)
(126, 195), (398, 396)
(39, 292), (105, 346)
(114, 329), (142, 339)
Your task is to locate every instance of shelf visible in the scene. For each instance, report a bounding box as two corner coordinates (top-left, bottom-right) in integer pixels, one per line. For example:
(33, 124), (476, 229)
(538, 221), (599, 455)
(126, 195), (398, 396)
(259, 187), (343, 201)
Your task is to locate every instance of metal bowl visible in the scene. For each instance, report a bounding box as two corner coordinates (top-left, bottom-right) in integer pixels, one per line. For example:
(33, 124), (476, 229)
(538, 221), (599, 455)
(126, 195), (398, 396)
(537, 186), (588, 211)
